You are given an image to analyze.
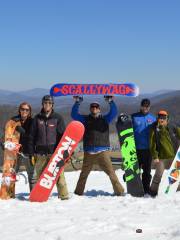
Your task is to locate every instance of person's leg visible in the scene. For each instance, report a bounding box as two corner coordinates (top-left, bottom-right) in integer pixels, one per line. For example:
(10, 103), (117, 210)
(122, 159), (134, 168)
(141, 150), (152, 194)
(74, 152), (94, 195)
(97, 151), (124, 195)
(150, 160), (165, 195)
(136, 149), (143, 170)
(56, 170), (69, 200)
(15, 155), (21, 173)
(23, 155), (35, 192)
(31, 154), (48, 190)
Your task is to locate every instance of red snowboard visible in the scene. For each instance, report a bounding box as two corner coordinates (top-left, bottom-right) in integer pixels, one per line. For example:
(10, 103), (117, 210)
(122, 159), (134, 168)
(29, 121), (84, 202)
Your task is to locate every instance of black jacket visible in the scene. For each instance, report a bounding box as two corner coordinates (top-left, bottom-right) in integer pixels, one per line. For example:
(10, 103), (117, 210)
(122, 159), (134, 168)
(11, 115), (33, 154)
(83, 114), (110, 148)
(28, 110), (65, 155)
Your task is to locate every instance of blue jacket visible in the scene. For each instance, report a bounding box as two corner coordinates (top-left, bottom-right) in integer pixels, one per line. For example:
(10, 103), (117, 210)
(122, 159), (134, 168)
(71, 101), (117, 153)
(132, 112), (156, 150)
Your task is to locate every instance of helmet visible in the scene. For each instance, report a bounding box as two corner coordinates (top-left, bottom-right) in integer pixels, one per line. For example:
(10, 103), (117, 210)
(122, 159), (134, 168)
(141, 98), (150, 107)
(42, 95), (54, 104)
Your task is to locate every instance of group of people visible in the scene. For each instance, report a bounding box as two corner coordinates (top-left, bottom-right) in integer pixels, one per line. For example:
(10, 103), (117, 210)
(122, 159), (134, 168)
(132, 99), (180, 196)
(0, 94), (180, 199)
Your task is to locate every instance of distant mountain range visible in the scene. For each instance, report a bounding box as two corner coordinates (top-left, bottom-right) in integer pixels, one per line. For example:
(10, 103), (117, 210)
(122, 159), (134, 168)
(0, 88), (179, 109)
(0, 88), (180, 166)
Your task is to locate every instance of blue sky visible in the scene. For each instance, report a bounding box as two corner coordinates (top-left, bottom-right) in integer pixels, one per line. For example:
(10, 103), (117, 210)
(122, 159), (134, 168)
(0, 0), (179, 93)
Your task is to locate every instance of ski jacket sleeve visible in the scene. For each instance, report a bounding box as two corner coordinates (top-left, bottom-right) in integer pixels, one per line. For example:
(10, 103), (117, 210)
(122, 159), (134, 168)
(71, 103), (85, 124)
(57, 114), (66, 142)
(103, 101), (118, 124)
(149, 127), (159, 159)
(176, 127), (180, 139)
(28, 117), (37, 155)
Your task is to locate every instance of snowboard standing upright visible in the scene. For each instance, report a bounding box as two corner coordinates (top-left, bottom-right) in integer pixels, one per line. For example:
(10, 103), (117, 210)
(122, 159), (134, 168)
(159, 146), (180, 195)
(29, 121), (84, 202)
(116, 114), (144, 197)
(0, 120), (21, 199)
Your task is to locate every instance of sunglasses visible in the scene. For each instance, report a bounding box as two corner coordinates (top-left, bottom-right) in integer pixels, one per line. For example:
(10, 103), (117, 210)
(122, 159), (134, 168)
(43, 101), (53, 105)
(20, 108), (30, 112)
(91, 105), (99, 108)
(141, 105), (150, 108)
(158, 115), (168, 120)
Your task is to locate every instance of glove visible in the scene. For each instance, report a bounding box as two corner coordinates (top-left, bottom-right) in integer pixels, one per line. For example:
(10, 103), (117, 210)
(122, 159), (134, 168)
(4, 141), (21, 152)
(73, 96), (83, 103)
(153, 159), (160, 164)
(104, 95), (114, 103)
(15, 126), (26, 135)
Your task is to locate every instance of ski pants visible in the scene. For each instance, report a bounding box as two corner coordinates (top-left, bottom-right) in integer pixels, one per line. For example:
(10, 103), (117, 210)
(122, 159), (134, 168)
(150, 159), (180, 194)
(136, 149), (152, 194)
(31, 154), (69, 200)
(15, 155), (35, 192)
(74, 151), (124, 196)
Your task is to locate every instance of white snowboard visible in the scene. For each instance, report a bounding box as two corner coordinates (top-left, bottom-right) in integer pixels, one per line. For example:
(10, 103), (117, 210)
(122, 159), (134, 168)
(158, 146), (180, 195)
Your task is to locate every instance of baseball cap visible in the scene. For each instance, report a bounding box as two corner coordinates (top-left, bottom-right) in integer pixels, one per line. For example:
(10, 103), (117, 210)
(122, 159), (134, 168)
(141, 98), (150, 107)
(90, 102), (100, 108)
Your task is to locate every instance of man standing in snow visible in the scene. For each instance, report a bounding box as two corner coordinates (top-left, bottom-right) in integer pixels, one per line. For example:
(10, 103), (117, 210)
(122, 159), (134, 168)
(28, 95), (69, 200)
(149, 110), (180, 196)
(71, 96), (124, 196)
(132, 98), (156, 194)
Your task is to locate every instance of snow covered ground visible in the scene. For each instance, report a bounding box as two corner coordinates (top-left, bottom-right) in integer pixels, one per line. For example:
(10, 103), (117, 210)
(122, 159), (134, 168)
(1, 169), (180, 240)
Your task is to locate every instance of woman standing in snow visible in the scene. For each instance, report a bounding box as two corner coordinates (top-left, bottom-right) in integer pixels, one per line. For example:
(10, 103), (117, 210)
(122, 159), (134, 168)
(0, 102), (34, 199)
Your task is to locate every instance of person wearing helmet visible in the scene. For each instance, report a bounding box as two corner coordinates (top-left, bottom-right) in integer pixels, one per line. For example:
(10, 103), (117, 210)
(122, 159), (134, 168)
(71, 95), (124, 196)
(149, 110), (180, 196)
(28, 95), (69, 200)
(132, 98), (156, 194)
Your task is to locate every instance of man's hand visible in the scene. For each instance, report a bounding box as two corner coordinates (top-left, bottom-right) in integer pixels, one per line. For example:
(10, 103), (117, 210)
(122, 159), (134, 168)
(104, 95), (114, 103)
(15, 126), (26, 135)
(73, 96), (83, 103)
(153, 158), (160, 163)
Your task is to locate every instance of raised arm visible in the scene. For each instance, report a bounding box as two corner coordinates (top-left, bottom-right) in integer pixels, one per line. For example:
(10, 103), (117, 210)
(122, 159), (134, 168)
(103, 100), (118, 124)
(71, 101), (85, 124)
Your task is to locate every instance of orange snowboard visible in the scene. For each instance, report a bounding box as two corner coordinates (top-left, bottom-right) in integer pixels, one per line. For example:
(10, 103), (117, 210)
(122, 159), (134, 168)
(0, 119), (21, 199)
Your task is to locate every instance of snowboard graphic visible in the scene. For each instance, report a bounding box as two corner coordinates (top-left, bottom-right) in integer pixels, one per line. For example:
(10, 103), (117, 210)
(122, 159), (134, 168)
(159, 146), (180, 195)
(116, 114), (144, 197)
(0, 120), (21, 200)
(50, 83), (139, 97)
(29, 121), (84, 202)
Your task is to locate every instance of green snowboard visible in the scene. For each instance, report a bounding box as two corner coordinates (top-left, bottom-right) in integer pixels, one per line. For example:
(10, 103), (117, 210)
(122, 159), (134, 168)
(116, 114), (144, 197)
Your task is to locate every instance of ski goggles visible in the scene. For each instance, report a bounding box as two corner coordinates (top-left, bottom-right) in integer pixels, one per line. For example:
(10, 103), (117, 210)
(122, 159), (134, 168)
(158, 114), (168, 120)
